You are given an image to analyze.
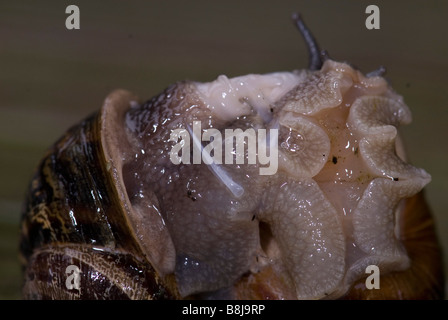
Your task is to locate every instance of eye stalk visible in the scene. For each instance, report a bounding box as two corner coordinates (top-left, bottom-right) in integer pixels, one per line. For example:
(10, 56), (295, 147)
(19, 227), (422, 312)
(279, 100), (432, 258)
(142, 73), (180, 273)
(291, 12), (326, 71)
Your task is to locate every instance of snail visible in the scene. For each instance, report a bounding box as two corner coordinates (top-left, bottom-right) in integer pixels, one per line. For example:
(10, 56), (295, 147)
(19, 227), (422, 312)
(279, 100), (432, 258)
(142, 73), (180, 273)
(20, 13), (444, 300)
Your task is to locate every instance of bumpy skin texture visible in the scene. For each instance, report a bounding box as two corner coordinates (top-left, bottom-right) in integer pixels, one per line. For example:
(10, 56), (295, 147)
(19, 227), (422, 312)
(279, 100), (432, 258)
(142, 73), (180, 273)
(20, 60), (444, 299)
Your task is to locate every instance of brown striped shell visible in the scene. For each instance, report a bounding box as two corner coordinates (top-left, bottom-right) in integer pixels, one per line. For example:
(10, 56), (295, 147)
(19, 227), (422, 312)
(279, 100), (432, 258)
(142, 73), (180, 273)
(20, 91), (180, 299)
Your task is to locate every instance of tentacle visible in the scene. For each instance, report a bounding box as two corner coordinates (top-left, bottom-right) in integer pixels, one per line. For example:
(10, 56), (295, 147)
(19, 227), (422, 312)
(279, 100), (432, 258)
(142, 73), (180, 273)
(366, 65), (387, 78)
(291, 12), (323, 70)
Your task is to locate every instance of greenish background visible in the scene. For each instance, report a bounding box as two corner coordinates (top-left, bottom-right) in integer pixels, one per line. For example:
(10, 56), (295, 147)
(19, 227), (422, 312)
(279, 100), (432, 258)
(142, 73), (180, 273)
(1, 0), (446, 299)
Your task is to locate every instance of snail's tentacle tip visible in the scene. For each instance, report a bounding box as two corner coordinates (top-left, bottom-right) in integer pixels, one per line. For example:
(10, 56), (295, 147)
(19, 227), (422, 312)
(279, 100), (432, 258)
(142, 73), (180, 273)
(290, 11), (323, 71)
(366, 65), (387, 78)
(291, 12), (301, 22)
(320, 49), (331, 62)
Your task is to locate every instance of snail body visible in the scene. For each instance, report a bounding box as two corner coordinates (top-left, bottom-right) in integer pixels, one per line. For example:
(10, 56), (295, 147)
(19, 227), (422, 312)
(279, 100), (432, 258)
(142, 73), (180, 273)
(20, 15), (444, 300)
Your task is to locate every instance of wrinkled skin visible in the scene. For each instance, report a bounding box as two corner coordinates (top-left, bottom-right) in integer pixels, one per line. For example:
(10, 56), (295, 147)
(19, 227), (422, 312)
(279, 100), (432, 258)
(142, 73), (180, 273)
(20, 14), (443, 300)
(122, 59), (431, 299)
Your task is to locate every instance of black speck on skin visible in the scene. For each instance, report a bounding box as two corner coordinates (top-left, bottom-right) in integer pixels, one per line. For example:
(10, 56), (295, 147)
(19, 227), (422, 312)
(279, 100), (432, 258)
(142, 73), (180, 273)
(332, 156), (338, 164)
(187, 189), (196, 201)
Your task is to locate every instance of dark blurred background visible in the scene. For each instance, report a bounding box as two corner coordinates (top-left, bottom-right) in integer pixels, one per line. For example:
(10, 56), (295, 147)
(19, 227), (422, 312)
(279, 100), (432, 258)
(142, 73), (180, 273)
(1, 0), (446, 299)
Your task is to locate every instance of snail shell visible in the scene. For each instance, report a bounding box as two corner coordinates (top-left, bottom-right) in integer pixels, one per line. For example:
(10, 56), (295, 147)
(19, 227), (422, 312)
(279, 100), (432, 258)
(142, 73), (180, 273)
(20, 15), (444, 300)
(20, 90), (180, 299)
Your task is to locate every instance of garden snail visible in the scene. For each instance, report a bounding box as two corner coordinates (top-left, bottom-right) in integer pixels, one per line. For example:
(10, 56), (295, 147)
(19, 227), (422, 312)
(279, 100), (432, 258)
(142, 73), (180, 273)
(20, 13), (444, 300)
